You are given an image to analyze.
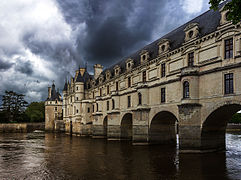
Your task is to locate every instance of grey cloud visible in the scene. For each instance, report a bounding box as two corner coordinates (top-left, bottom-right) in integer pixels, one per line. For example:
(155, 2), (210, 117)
(0, 0), (210, 103)
(55, 0), (190, 67)
(0, 60), (13, 71)
(15, 60), (33, 75)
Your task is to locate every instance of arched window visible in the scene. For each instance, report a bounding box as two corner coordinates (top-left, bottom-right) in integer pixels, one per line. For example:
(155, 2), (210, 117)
(112, 99), (115, 110)
(138, 92), (142, 105)
(183, 81), (190, 98)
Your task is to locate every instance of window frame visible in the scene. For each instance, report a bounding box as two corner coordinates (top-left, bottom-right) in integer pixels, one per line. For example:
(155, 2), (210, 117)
(183, 81), (190, 99)
(161, 87), (166, 103)
(127, 96), (131, 108)
(188, 52), (194, 67)
(224, 38), (233, 59)
(142, 71), (146, 82)
(224, 73), (234, 94)
(128, 77), (131, 88)
(112, 99), (115, 110)
(138, 92), (142, 105)
(161, 63), (166, 77)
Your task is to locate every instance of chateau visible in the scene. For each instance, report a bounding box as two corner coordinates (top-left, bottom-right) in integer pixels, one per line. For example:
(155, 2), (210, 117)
(45, 3), (241, 152)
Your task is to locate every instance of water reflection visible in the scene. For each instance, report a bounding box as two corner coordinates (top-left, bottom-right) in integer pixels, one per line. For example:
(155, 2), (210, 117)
(0, 132), (240, 179)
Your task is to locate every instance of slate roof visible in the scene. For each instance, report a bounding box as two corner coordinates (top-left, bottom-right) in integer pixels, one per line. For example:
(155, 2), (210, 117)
(63, 82), (67, 91)
(47, 83), (62, 101)
(94, 1), (228, 86)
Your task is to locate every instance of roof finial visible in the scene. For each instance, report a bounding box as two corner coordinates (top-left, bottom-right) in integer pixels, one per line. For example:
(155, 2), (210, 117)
(85, 62), (87, 70)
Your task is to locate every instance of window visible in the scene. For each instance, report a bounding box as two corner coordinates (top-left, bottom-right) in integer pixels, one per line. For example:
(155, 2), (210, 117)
(107, 101), (109, 111)
(112, 99), (115, 110)
(161, 88), (166, 103)
(88, 107), (90, 113)
(225, 38), (233, 59)
(100, 88), (102, 96)
(77, 109), (79, 113)
(161, 63), (166, 77)
(127, 96), (131, 108)
(188, 30), (194, 38)
(55, 107), (57, 111)
(76, 97), (78, 101)
(96, 103), (99, 112)
(161, 45), (165, 51)
(92, 105), (95, 112)
(183, 81), (190, 98)
(76, 86), (78, 91)
(93, 92), (95, 98)
(128, 77), (131, 88)
(128, 63), (131, 68)
(142, 71), (146, 82)
(138, 93), (142, 105)
(188, 52), (194, 67)
(116, 81), (119, 91)
(224, 73), (234, 94)
(107, 85), (110, 94)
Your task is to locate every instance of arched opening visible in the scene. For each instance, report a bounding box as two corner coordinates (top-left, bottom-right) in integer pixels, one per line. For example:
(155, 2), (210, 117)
(150, 111), (178, 145)
(121, 113), (133, 140)
(103, 116), (108, 137)
(201, 104), (241, 151)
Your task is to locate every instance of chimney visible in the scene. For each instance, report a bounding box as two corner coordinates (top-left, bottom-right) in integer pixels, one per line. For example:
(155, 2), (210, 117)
(48, 87), (51, 99)
(94, 64), (103, 79)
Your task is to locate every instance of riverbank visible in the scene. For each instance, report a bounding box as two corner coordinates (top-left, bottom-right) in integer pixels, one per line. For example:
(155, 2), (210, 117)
(0, 122), (44, 133)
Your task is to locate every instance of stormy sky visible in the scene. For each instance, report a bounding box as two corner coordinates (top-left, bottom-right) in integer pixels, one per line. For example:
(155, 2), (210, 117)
(0, 0), (210, 103)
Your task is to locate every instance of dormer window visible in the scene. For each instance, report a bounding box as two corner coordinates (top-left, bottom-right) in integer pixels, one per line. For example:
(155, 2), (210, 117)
(99, 75), (104, 84)
(140, 50), (149, 64)
(91, 80), (95, 87)
(126, 58), (133, 71)
(106, 70), (111, 80)
(184, 23), (199, 42)
(158, 39), (170, 54)
(114, 65), (120, 76)
(219, 4), (230, 25)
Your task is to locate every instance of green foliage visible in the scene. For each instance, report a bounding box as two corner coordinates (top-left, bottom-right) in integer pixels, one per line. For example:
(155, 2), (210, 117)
(25, 102), (45, 122)
(209, 0), (241, 24)
(230, 113), (241, 123)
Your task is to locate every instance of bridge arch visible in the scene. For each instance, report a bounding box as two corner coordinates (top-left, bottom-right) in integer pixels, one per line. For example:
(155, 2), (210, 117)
(201, 101), (241, 150)
(120, 113), (133, 140)
(149, 111), (178, 145)
(103, 115), (108, 137)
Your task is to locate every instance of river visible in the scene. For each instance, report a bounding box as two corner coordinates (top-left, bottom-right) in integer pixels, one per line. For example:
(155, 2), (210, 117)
(0, 132), (240, 180)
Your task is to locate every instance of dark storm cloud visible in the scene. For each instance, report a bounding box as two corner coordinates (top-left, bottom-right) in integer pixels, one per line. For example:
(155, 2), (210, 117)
(15, 60), (33, 75)
(56, 0), (173, 67)
(0, 60), (13, 71)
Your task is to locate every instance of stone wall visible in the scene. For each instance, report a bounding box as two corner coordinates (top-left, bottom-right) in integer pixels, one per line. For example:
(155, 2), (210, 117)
(0, 123), (45, 133)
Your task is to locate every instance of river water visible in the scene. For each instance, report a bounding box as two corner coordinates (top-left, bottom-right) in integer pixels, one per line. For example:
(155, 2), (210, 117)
(0, 132), (240, 180)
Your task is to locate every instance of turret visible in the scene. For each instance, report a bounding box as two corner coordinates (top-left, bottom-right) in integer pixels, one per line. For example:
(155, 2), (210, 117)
(48, 87), (51, 99)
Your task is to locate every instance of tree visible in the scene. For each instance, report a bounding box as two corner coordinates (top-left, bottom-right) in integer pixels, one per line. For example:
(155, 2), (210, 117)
(25, 102), (45, 122)
(0, 91), (28, 122)
(209, 0), (241, 24)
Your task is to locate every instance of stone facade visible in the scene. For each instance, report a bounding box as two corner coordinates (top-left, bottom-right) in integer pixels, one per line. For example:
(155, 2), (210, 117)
(48, 3), (241, 152)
